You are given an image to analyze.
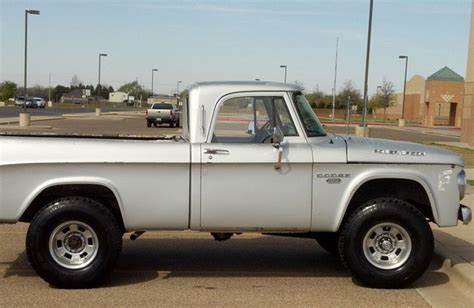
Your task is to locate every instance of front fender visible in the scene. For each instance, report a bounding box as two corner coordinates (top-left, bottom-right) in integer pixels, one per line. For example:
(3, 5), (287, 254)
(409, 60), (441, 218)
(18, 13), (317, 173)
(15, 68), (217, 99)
(311, 164), (461, 231)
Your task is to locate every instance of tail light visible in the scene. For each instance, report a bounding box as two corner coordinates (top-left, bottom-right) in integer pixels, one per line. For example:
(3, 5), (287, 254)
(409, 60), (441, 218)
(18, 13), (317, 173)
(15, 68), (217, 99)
(145, 110), (148, 115)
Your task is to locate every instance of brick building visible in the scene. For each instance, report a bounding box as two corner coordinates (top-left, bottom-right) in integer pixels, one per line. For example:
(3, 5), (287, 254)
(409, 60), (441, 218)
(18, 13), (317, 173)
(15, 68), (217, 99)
(423, 67), (464, 127)
(377, 67), (464, 128)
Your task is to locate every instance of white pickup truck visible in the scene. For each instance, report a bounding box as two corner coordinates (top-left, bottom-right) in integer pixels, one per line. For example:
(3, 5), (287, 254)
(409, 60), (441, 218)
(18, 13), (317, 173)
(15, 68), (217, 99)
(0, 81), (470, 288)
(146, 102), (178, 127)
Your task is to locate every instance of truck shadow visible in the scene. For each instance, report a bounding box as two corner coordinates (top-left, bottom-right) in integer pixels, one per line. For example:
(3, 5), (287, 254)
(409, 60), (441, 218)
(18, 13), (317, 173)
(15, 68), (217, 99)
(2, 235), (451, 289)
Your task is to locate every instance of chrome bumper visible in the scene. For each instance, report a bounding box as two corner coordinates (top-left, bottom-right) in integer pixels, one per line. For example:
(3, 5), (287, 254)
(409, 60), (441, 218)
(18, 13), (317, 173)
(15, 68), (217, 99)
(458, 205), (472, 225)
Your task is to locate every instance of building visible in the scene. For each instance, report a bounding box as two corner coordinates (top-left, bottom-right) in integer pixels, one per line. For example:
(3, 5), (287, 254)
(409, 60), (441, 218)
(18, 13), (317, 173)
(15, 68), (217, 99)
(377, 67), (464, 128)
(461, 1), (474, 145)
(378, 75), (425, 122)
(423, 67), (464, 127)
(61, 89), (91, 104)
(109, 91), (128, 103)
(147, 95), (178, 105)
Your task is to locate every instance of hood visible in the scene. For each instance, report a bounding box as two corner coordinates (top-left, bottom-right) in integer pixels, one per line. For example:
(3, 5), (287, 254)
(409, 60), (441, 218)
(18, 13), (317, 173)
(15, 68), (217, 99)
(344, 136), (464, 166)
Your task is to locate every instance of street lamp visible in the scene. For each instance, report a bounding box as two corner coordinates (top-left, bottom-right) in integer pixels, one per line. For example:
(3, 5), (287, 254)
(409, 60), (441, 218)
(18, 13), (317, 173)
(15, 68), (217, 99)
(176, 80), (182, 105)
(399, 55), (408, 126)
(280, 65), (287, 83)
(151, 68), (158, 96)
(23, 9), (40, 112)
(98, 53), (107, 97)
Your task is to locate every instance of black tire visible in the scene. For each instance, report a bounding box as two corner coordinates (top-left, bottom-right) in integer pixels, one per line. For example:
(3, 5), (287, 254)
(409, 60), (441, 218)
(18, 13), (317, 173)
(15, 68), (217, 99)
(314, 232), (339, 255)
(147, 121), (152, 128)
(170, 121), (175, 128)
(26, 197), (122, 288)
(339, 198), (433, 288)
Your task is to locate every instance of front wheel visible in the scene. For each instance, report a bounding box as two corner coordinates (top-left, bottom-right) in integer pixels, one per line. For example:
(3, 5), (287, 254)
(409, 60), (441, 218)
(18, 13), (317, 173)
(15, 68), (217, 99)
(26, 197), (122, 288)
(339, 198), (433, 288)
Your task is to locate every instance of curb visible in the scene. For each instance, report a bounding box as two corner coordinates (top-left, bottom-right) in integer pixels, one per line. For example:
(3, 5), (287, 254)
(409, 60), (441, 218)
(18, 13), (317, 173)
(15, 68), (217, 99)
(0, 116), (63, 125)
(434, 239), (474, 299)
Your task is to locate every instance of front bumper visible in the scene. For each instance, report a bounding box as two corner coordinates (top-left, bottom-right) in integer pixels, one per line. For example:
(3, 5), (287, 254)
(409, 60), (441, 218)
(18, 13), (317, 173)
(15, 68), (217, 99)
(458, 205), (472, 225)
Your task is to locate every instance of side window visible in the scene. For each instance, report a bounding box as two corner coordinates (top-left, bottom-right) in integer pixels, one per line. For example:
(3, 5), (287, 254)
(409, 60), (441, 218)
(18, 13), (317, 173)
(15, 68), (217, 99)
(212, 96), (297, 143)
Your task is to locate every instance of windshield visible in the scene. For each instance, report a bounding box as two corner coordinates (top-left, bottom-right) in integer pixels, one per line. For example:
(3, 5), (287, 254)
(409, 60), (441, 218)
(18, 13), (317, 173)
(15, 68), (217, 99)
(153, 103), (173, 109)
(292, 92), (326, 137)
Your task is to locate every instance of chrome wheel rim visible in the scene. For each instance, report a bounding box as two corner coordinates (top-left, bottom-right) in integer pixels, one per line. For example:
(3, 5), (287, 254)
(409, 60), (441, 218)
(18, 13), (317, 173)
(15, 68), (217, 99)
(362, 222), (412, 270)
(48, 221), (99, 269)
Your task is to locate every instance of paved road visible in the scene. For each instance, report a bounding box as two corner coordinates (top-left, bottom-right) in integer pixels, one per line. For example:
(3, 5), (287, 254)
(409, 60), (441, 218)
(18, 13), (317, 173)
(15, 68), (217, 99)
(0, 106), (143, 118)
(0, 223), (446, 307)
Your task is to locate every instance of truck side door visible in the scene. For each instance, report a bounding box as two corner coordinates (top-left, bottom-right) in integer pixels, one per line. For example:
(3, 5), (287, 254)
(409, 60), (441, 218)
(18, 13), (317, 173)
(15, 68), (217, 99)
(200, 92), (313, 230)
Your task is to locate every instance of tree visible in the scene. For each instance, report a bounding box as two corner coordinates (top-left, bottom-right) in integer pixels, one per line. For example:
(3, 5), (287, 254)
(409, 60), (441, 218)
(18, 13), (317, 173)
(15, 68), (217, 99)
(0, 81), (17, 101)
(52, 85), (71, 101)
(117, 80), (152, 101)
(337, 80), (362, 111)
(70, 74), (82, 88)
(378, 78), (396, 119)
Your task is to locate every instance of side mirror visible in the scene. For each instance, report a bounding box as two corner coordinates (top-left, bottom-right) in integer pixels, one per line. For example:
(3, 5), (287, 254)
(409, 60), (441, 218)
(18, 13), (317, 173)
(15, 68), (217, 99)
(271, 126), (284, 147)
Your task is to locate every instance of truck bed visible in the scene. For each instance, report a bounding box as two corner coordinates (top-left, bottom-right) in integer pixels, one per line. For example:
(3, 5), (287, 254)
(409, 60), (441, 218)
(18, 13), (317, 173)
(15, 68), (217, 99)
(0, 131), (182, 141)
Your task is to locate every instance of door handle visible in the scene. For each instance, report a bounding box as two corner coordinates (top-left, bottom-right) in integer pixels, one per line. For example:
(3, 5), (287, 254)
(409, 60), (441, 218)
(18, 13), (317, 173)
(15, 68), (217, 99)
(204, 148), (230, 155)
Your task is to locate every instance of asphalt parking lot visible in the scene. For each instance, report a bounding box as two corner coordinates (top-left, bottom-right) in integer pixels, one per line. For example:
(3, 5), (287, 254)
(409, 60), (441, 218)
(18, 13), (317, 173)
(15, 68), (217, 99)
(0, 115), (471, 306)
(0, 223), (459, 307)
(0, 106), (144, 118)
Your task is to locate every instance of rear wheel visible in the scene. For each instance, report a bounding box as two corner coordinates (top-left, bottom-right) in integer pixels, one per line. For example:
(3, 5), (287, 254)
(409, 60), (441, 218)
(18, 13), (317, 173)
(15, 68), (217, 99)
(339, 198), (433, 288)
(146, 121), (151, 127)
(26, 197), (122, 288)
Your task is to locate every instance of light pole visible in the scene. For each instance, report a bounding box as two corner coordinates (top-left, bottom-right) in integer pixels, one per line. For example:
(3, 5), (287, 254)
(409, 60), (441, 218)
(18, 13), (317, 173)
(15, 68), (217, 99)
(399, 55), (408, 126)
(176, 80), (182, 106)
(280, 65), (287, 83)
(23, 9), (40, 115)
(98, 53), (107, 97)
(361, 0), (374, 137)
(151, 68), (158, 96)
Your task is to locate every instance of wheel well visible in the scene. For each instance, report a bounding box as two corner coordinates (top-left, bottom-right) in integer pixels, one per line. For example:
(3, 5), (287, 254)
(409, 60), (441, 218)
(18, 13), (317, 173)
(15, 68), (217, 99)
(20, 184), (125, 232)
(344, 179), (433, 224)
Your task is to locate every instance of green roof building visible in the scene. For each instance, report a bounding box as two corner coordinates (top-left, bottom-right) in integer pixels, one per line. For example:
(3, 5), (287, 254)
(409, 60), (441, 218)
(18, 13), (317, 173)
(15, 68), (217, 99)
(427, 66), (464, 82)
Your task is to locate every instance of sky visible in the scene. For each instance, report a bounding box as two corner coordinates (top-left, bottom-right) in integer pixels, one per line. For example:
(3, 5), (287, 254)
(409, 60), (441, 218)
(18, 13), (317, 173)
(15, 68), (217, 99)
(1, 0), (472, 95)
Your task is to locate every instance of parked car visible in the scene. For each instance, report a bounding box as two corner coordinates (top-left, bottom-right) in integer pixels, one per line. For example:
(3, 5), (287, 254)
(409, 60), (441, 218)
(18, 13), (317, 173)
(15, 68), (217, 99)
(0, 81), (470, 289)
(146, 102), (178, 127)
(15, 96), (25, 107)
(14, 96), (46, 108)
(32, 97), (46, 108)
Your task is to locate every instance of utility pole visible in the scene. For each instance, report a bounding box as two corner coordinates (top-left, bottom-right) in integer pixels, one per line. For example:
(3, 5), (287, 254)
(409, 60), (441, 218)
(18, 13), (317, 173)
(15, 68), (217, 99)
(280, 65), (287, 83)
(48, 72), (51, 102)
(346, 96), (351, 135)
(151, 68), (158, 96)
(176, 80), (182, 106)
(332, 37), (339, 121)
(399, 55), (409, 126)
(362, 0), (374, 136)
